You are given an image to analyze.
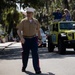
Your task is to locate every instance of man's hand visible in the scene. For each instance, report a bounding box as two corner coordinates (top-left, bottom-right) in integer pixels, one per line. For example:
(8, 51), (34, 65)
(17, 30), (25, 44)
(38, 39), (42, 46)
(21, 37), (25, 44)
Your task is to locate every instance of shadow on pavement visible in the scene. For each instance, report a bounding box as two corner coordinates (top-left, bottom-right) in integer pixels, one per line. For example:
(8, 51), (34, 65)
(0, 47), (75, 60)
(39, 51), (75, 59)
(0, 48), (22, 60)
(24, 70), (55, 75)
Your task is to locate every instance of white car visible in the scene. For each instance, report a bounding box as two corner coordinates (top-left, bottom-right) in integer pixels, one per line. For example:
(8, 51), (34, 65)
(39, 28), (47, 47)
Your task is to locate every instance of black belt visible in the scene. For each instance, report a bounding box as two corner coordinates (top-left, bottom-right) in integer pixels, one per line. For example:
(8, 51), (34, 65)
(23, 35), (36, 38)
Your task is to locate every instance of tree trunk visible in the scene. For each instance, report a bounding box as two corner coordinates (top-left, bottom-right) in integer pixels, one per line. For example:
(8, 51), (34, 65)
(62, 0), (69, 9)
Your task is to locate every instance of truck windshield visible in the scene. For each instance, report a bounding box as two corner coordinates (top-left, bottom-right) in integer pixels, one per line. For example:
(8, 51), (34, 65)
(60, 22), (75, 30)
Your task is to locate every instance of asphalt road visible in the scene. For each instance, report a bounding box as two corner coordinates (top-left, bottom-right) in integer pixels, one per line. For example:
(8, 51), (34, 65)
(0, 42), (75, 75)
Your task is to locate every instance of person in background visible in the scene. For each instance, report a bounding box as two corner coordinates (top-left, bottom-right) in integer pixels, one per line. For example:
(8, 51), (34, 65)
(63, 8), (71, 21)
(52, 8), (62, 21)
(17, 7), (42, 74)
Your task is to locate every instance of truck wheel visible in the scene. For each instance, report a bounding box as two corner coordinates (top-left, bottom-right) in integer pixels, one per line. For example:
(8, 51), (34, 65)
(48, 35), (54, 52)
(58, 39), (66, 54)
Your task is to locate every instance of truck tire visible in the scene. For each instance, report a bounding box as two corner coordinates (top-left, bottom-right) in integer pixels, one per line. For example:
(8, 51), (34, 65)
(58, 39), (66, 54)
(48, 35), (54, 52)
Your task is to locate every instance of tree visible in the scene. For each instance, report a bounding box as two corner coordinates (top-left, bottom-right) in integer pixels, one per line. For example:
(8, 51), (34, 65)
(17, 0), (44, 9)
(62, 0), (69, 9)
(0, 0), (17, 20)
(6, 8), (21, 36)
(1, 0), (75, 35)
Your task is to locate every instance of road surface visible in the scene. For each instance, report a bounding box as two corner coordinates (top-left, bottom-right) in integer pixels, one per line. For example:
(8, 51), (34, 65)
(0, 42), (75, 75)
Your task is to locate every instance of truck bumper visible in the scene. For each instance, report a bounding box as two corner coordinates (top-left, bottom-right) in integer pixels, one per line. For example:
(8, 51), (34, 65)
(64, 40), (75, 48)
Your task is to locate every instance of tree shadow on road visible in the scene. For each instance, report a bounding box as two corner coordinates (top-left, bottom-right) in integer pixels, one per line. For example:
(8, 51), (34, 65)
(39, 51), (75, 59)
(0, 47), (75, 60)
(0, 48), (22, 60)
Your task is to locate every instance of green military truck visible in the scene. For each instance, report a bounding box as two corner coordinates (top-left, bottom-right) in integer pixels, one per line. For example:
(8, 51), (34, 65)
(48, 21), (75, 54)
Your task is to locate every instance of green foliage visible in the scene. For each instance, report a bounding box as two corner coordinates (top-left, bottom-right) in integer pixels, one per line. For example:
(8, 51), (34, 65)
(21, 0), (44, 8)
(1, 7), (23, 35)
(1, 0), (75, 35)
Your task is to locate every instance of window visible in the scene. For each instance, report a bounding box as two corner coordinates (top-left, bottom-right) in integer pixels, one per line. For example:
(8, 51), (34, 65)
(60, 22), (75, 30)
(53, 23), (58, 31)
